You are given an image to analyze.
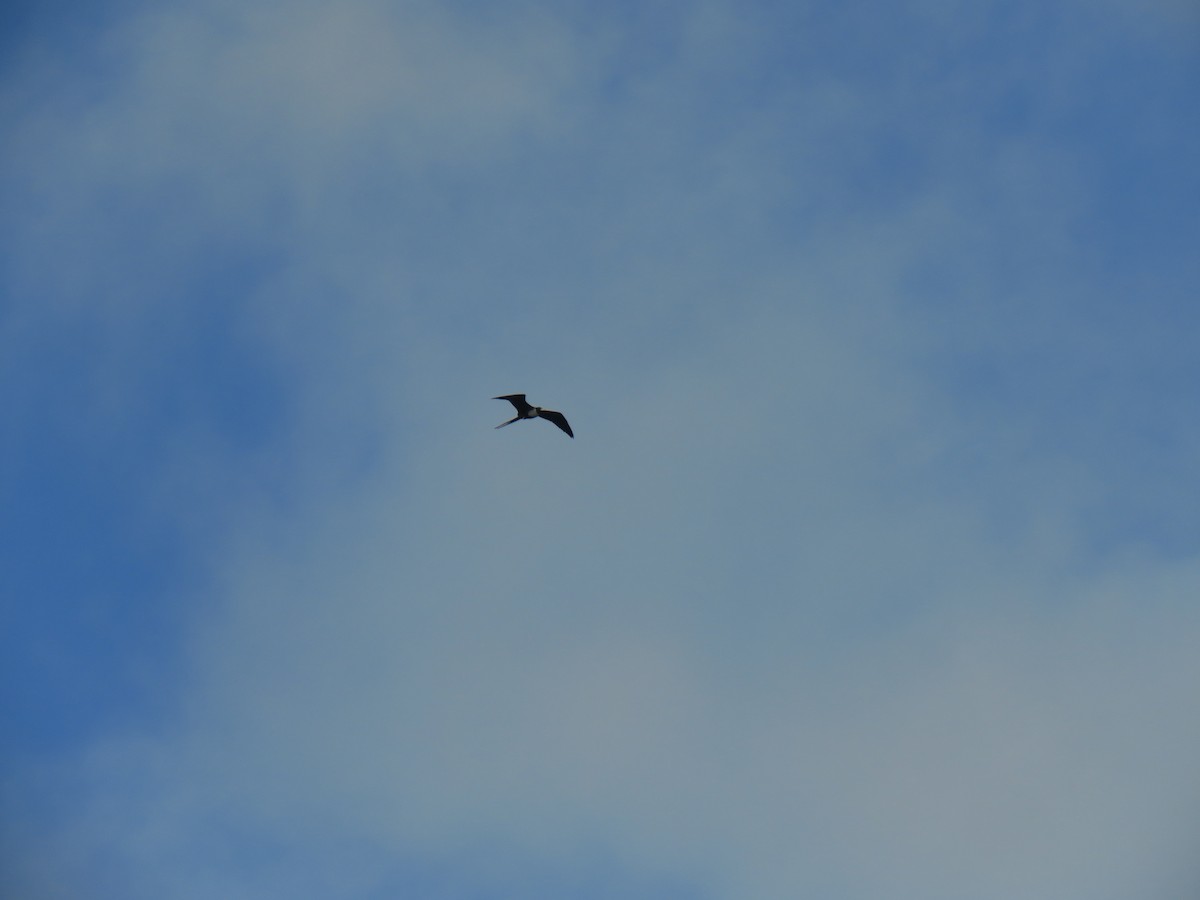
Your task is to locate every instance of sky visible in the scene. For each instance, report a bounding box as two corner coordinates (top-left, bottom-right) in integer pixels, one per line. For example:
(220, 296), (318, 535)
(2, 1), (1199, 898)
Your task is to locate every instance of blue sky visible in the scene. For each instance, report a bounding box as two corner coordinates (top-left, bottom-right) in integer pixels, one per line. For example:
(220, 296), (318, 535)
(2, 1), (1199, 897)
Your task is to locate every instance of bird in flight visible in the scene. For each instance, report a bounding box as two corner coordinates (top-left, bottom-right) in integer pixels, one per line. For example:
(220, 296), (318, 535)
(493, 394), (574, 438)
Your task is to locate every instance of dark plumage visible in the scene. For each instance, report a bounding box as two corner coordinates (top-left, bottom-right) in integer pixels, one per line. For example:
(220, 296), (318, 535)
(493, 394), (573, 438)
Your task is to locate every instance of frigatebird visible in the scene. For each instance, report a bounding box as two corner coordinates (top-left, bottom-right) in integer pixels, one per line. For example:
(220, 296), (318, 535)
(493, 394), (574, 438)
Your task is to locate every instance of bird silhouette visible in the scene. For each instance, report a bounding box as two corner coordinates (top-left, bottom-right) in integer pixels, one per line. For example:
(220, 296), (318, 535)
(493, 394), (573, 438)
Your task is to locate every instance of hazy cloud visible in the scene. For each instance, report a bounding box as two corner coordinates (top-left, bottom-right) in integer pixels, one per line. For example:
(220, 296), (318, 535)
(3, 1), (1197, 898)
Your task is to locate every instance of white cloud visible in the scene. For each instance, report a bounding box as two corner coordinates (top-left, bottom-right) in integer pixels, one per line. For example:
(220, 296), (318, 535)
(4, 1), (1198, 898)
(80, 284), (1191, 898)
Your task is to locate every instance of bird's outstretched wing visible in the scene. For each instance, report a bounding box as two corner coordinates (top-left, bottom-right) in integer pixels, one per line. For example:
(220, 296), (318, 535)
(494, 394), (532, 415)
(538, 409), (574, 438)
